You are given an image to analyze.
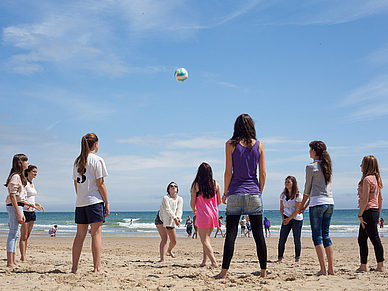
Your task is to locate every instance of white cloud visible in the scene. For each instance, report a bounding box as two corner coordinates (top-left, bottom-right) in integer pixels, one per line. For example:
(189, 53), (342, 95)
(340, 75), (388, 122)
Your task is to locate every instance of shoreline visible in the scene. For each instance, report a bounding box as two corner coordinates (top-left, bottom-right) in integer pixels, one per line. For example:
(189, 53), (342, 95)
(1, 236), (387, 290)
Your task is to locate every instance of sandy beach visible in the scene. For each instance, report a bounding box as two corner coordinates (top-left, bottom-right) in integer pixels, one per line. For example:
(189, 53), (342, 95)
(0, 236), (387, 290)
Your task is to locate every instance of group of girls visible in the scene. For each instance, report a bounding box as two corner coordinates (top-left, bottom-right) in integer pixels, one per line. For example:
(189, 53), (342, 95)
(154, 114), (385, 278)
(5, 114), (385, 277)
(5, 133), (110, 274)
(4, 154), (44, 267)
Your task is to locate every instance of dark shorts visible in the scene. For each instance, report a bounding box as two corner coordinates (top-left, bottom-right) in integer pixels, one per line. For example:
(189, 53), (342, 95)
(75, 202), (105, 224)
(155, 212), (174, 230)
(186, 225), (193, 234)
(24, 211), (36, 222)
(241, 226), (246, 229)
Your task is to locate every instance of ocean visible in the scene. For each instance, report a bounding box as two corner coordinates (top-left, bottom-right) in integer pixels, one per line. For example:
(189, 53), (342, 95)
(1, 209), (387, 238)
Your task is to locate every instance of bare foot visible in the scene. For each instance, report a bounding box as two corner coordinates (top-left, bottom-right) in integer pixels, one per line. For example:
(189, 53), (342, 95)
(214, 270), (227, 279)
(158, 259), (164, 263)
(211, 263), (218, 268)
(295, 259), (299, 262)
(94, 269), (110, 275)
(260, 269), (266, 277)
(200, 262), (207, 267)
(276, 259), (282, 263)
(315, 270), (328, 276)
(375, 267), (385, 273)
(167, 251), (176, 258)
(328, 270), (335, 275)
(356, 267), (367, 273)
(6, 264), (19, 268)
(70, 268), (77, 274)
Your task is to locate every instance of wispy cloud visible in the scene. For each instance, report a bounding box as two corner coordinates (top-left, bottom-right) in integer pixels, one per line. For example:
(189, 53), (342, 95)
(366, 45), (388, 66)
(264, 0), (388, 25)
(340, 75), (388, 122)
(117, 134), (226, 150)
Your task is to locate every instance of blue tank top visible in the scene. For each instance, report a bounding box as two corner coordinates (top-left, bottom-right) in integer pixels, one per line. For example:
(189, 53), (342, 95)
(228, 140), (261, 196)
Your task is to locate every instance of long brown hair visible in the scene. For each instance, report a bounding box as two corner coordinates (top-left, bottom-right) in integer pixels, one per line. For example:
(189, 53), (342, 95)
(309, 141), (332, 184)
(359, 155), (383, 188)
(283, 176), (299, 201)
(230, 114), (256, 150)
(191, 162), (215, 199)
(4, 154), (28, 187)
(74, 133), (98, 175)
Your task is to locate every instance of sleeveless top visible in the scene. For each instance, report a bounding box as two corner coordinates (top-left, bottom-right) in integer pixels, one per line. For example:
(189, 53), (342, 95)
(195, 183), (219, 229)
(23, 183), (37, 212)
(228, 140), (261, 196)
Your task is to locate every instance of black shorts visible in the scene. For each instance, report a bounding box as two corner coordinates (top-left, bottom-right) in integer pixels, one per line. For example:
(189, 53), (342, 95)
(75, 202), (105, 224)
(24, 211), (36, 222)
(155, 212), (174, 230)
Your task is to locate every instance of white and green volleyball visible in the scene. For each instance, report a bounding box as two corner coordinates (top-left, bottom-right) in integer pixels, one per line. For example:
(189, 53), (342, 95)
(174, 67), (188, 82)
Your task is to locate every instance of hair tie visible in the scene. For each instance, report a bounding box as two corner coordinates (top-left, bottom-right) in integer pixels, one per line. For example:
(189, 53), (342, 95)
(322, 150), (326, 153)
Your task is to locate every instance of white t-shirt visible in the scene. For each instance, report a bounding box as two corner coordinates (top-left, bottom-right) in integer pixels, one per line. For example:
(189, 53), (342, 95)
(24, 183), (37, 212)
(73, 153), (108, 207)
(280, 192), (303, 221)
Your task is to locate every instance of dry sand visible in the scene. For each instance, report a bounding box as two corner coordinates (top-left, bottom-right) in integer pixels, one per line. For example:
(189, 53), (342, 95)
(0, 236), (387, 290)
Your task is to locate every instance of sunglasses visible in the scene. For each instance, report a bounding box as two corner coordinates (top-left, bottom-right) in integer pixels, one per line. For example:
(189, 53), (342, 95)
(170, 185), (178, 188)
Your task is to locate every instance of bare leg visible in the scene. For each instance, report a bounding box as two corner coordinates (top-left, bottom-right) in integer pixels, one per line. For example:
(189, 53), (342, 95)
(325, 245), (334, 275)
(198, 227), (217, 267)
(315, 244), (327, 276)
(19, 222), (28, 262)
(90, 221), (108, 274)
(71, 224), (88, 274)
(156, 225), (168, 262)
(166, 228), (177, 258)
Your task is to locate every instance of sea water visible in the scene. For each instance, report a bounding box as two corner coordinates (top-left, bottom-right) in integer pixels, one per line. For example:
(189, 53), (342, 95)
(0, 209), (387, 238)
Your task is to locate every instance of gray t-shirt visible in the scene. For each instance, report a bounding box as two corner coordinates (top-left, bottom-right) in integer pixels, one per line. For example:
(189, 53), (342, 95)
(303, 162), (333, 201)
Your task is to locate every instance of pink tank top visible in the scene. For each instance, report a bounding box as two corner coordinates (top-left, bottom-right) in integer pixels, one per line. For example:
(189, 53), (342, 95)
(195, 186), (219, 229)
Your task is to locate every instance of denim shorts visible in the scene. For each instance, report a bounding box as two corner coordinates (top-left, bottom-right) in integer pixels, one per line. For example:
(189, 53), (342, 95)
(75, 202), (105, 224)
(226, 193), (263, 215)
(155, 212), (174, 230)
(24, 211), (36, 222)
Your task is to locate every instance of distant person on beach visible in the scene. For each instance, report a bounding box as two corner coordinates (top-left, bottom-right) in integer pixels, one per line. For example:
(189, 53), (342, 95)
(192, 215), (198, 239)
(380, 218), (384, 228)
(214, 216), (224, 238)
(299, 141), (334, 276)
(185, 216), (193, 237)
(71, 133), (110, 275)
(216, 114), (267, 279)
(155, 182), (183, 262)
(190, 162), (222, 267)
(356, 155), (385, 273)
(4, 154), (29, 268)
(49, 225), (58, 237)
(240, 216), (247, 237)
(20, 165), (45, 261)
(277, 176), (303, 263)
(245, 215), (251, 238)
(263, 217), (271, 237)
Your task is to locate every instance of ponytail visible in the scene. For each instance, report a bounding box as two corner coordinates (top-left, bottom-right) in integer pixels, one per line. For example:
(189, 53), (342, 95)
(309, 141), (332, 184)
(74, 133), (98, 175)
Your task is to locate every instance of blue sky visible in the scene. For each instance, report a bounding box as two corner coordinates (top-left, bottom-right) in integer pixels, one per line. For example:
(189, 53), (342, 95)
(1, 0), (388, 212)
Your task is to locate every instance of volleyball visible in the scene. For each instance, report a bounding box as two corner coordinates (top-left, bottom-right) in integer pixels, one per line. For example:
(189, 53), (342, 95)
(174, 68), (188, 82)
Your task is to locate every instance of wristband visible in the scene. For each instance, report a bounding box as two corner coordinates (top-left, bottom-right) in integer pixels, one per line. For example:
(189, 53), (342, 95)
(358, 215), (362, 218)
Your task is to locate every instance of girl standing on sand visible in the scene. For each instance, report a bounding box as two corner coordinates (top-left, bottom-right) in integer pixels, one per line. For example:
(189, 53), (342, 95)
(72, 133), (110, 274)
(190, 162), (222, 267)
(299, 141), (334, 276)
(277, 176), (303, 263)
(4, 154), (29, 268)
(356, 155), (385, 273)
(155, 182), (183, 262)
(19, 165), (45, 262)
(216, 114), (267, 279)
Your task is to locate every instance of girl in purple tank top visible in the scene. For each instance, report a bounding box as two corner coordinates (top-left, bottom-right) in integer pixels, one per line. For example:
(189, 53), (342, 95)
(215, 114), (267, 279)
(190, 162), (222, 268)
